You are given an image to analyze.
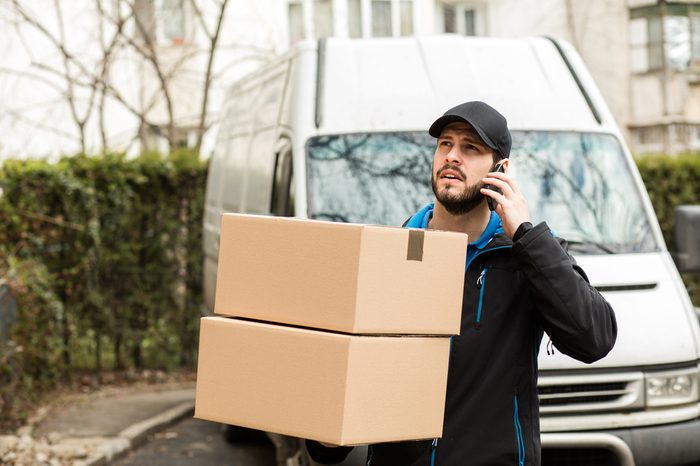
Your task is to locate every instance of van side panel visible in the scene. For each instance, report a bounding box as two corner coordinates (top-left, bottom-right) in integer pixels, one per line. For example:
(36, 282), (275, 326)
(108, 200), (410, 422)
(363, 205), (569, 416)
(203, 58), (292, 313)
(285, 47), (319, 220)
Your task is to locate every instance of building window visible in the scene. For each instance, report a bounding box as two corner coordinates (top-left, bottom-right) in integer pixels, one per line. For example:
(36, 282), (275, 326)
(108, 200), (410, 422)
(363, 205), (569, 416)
(348, 0), (362, 38)
(464, 9), (475, 36)
(157, 0), (185, 44)
(400, 0), (413, 36)
(289, 1), (305, 44)
(630, 4), (700, 73)
(440, 3), (482, 36)
(443, 5), (456, 33)
(287, 0), (415, 43)
(134, 0), (188, 45)
(631, 123), (700, 155)
(286, 0), (335, 43)
(372, 0), (392, 37)
(314, 0), (334, 38)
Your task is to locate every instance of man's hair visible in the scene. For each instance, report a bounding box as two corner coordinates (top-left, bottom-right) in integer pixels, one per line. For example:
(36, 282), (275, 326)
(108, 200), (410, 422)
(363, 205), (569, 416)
(492, 151), (504, 165)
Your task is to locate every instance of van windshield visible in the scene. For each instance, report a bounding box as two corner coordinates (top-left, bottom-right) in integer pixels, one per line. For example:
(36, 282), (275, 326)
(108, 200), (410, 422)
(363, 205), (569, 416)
(306, 131), (659, 254)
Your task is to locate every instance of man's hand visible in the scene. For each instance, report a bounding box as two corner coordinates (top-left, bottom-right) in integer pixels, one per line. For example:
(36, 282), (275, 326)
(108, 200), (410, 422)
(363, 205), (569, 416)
(480, 170), (531, 239)
(318, 441), (340, 448)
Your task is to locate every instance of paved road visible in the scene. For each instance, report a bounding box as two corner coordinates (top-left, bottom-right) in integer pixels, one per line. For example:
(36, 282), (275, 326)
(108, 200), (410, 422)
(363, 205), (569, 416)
(114, 417), (276, 466)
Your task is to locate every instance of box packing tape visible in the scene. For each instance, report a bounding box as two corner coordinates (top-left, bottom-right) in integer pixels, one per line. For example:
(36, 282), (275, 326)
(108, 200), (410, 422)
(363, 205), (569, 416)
(406, 229), (424, 262)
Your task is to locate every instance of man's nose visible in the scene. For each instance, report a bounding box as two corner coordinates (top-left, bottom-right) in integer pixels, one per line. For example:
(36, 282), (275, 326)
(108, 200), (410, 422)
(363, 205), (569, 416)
(444, 146), (461, 164)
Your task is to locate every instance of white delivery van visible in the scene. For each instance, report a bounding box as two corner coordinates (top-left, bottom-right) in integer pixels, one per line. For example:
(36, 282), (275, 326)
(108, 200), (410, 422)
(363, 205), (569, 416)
(203, 36), (700, 466)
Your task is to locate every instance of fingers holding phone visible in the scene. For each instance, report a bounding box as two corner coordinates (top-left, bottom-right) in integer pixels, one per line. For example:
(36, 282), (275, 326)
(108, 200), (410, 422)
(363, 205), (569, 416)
(484, 161), (506, 211)
(481, 161), (531, 239)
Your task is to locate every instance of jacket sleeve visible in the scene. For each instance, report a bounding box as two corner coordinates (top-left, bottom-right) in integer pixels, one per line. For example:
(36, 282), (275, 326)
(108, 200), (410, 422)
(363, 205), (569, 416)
(511, 222), (617, 363)
(305, 440), (354, 464)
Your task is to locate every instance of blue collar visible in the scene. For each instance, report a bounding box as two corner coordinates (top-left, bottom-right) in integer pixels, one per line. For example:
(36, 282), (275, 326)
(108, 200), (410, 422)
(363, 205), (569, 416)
(474, 210), (503, 250)
(405, 203), (504, 251)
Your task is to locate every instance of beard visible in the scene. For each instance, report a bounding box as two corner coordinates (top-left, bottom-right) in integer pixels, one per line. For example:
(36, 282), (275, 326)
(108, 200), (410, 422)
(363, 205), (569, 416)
(431, 164), (485, 215)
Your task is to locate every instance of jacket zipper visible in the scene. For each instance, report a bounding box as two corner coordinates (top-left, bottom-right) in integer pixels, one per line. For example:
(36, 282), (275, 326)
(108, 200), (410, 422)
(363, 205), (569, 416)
(465, 244), (512, 271)
(475, 268), (488, 329)
(513, 395), (525, 466)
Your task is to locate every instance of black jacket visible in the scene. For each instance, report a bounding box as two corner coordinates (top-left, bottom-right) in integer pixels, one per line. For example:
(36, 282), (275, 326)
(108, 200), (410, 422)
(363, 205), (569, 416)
(307, 221), (617, 466)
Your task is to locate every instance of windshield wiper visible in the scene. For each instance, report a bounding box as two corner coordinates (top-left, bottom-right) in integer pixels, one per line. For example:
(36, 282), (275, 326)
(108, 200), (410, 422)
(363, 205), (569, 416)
(565, 239), (615, 254)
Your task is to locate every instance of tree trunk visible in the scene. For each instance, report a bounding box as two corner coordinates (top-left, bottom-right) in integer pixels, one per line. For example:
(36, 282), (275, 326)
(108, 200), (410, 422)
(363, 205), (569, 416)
(95, 332), (102, 371)
(193, 0), (230, 154)
(62, 313), (71, 366)
(114, 332), (124, 370)
(132, 340), (143, 369)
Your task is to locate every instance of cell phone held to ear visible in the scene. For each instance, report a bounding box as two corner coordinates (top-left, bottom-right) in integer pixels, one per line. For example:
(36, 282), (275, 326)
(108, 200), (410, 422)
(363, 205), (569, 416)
(485, 162), (505, 211)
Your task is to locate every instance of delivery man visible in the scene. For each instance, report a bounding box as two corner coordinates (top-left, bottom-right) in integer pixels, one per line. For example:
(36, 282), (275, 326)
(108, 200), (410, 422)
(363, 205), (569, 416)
(305, 101), (617, 465)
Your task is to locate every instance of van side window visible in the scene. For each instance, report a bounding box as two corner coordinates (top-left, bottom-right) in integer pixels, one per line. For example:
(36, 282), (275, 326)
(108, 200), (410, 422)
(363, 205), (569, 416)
(271, 150), (295, 217)
(221, 135), (248, 213)
(245, 129), (276, 214)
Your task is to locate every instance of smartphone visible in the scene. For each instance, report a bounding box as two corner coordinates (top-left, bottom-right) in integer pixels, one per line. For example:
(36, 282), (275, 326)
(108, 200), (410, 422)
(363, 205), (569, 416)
(485, 161), (506, 211)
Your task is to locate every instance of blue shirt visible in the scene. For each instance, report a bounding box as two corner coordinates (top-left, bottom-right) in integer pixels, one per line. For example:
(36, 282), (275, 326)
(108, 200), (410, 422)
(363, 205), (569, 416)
(404, 203), (504, 270)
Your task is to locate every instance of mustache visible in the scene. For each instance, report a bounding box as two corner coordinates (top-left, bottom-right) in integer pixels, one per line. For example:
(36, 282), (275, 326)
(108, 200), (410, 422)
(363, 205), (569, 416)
(435, 164), (466, 180)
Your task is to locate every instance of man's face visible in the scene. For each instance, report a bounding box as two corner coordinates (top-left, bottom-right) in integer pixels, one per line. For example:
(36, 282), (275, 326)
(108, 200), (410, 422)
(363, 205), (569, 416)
(431, 122), (496, 215)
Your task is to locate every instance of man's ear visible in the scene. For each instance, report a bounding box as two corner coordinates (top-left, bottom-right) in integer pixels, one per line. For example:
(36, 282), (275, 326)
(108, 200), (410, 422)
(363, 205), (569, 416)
(498, 158), (509, 172)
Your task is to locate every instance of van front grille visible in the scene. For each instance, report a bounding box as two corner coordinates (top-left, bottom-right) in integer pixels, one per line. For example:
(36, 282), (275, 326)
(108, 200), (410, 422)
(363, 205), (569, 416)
(538, 373), (644, 414)
(540, 394), (622, 407)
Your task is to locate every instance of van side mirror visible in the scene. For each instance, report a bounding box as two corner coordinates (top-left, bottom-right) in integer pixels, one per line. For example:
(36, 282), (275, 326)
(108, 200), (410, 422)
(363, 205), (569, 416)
(674, 205), (700, 273)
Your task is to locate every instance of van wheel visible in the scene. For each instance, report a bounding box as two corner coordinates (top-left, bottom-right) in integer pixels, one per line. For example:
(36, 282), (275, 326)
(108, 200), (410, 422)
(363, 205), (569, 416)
(220, 424), (265, 444)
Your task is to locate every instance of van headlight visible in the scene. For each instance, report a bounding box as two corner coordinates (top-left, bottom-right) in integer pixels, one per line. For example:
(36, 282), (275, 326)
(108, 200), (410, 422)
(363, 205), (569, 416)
(645, 367), (699, 407)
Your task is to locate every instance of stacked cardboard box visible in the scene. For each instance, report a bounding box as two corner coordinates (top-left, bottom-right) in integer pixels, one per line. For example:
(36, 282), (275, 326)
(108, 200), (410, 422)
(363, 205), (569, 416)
(195, 213), (467, 446)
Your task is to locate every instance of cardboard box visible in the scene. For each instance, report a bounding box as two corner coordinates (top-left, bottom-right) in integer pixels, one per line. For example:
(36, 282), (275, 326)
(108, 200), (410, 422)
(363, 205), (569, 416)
(214, 214), (467, 335)
(194, 317), (451, 445)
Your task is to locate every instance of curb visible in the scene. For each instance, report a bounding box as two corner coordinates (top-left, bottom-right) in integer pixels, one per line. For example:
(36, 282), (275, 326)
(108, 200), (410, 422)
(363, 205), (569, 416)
(76, 400), (195, 466)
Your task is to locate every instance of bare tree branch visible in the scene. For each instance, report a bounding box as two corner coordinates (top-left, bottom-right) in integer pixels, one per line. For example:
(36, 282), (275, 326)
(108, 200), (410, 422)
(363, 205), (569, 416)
(18, 210), (86, 232)
(10, 1), (85, 72)
(31, 62), (161, 134)
(96, 0), (110, 149)
(210, 51), (273, 80)
(95, 0), (130, 150)
(194, 0), (229, 153)
(4, 107), (81, 141)
(0, 67), (66, 94)
(3, 0), (273, 156)
(124, 0), (176, 146)
(53, 0), (87, 152)
(187, 0), (212, 40)
(7, 0), (127, 152)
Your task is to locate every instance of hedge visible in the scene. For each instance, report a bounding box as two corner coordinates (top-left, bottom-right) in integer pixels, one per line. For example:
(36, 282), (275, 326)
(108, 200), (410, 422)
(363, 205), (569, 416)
(636, 154), (700, 305)
(0, 151), (206, 427)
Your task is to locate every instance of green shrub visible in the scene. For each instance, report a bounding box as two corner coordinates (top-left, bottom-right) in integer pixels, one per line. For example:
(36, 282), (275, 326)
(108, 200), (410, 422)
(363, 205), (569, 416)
(0, 254), (64, 428)
(0, 151), (207, 388)
(636, 154), (700, 305)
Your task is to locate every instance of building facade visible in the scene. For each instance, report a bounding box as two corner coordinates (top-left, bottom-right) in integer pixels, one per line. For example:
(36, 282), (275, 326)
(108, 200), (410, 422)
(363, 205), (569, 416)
(280, 0), (700, 155)
(1, 0), (698, 158)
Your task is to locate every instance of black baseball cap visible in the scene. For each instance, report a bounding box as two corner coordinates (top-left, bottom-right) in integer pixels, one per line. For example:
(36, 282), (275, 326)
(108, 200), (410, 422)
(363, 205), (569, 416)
(429, 101), (511, 158)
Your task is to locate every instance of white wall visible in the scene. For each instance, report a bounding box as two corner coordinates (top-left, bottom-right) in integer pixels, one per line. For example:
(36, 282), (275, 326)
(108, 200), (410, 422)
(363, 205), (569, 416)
(482, 0), (630, 139)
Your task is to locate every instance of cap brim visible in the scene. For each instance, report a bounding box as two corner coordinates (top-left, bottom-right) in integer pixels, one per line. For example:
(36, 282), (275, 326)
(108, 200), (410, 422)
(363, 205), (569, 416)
(428, 115), (498, 152)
